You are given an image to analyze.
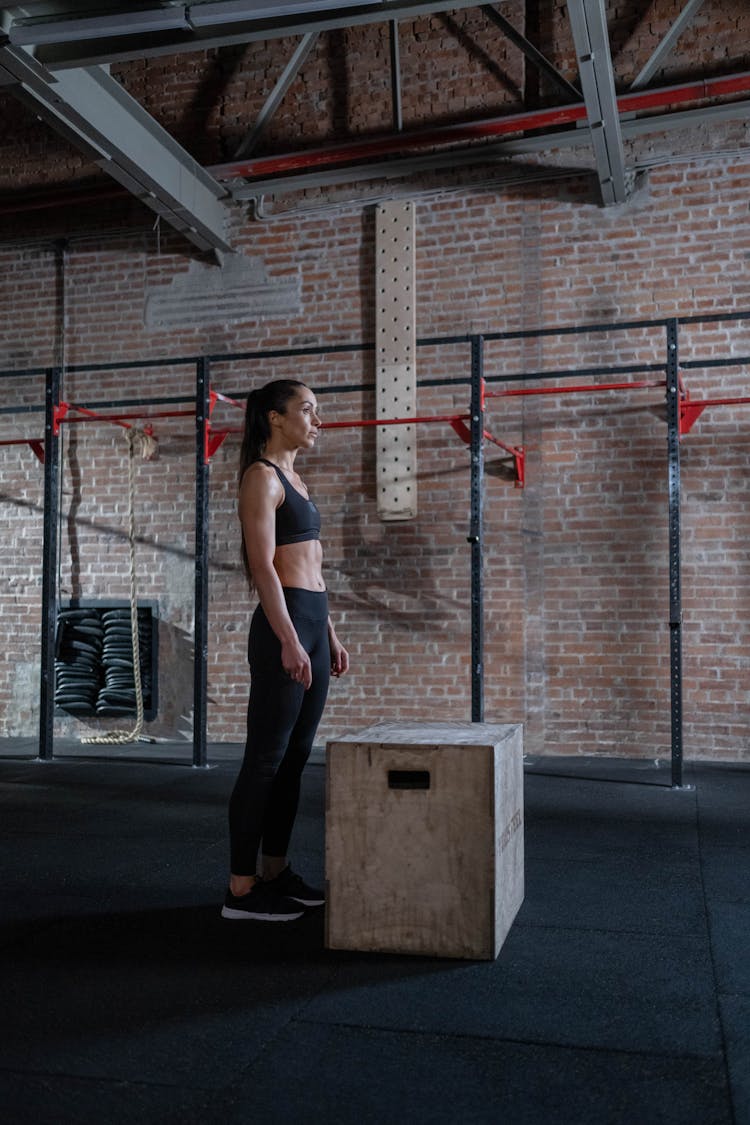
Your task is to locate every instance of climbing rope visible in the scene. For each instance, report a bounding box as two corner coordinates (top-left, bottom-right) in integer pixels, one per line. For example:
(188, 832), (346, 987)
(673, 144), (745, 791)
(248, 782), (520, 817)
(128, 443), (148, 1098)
(81, 426), (157, 745)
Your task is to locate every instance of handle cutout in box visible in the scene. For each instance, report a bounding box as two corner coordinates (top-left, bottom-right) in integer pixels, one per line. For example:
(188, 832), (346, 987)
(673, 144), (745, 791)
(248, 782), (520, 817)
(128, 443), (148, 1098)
(388, 769), (431, 790)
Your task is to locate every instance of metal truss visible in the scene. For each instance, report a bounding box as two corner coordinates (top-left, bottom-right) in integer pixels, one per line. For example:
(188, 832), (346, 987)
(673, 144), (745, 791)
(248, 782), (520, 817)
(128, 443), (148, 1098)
(4, 1), (482, 68)
(0, 41), (232, 253)
(0, 1), (743, 225)
(567, 0), (628, 204)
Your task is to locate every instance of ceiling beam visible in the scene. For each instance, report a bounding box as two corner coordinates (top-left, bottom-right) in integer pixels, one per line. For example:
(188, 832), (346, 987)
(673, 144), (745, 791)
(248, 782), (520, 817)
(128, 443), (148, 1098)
(0, 41), (232, 253)
(390, 19), (403, 132)
(223, 76), (750, 198)
(217, 68), (750, 188)
(228, 95), (750, 199)
(233, 31), (319, 159)
(630, 0), (705, 91)
(12, 2), (484, 70)
(567, 0), (628, 204)
(480, 5), (580, 103)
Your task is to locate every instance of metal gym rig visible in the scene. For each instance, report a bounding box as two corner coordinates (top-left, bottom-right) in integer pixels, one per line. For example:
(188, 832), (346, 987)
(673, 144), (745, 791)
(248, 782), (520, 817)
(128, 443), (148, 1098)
(2, 310), (749, 786)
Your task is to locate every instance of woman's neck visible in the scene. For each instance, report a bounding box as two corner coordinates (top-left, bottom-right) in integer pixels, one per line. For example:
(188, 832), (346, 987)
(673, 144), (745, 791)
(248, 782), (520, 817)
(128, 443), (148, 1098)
(262, 445), (297, 474)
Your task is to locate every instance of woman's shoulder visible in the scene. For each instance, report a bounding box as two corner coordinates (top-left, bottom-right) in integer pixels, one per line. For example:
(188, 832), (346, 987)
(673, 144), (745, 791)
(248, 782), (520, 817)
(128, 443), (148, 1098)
(242, 458), (276, 479)
(239, 460), (284, 500)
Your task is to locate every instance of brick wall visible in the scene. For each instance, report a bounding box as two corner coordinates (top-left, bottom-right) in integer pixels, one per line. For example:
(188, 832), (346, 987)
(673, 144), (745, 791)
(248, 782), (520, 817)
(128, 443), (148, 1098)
(0, 6), (749, 761)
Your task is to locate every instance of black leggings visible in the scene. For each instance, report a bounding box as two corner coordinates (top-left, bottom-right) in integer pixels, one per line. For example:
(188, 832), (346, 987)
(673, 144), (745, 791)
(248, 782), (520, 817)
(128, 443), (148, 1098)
(228, 588), (330, 876)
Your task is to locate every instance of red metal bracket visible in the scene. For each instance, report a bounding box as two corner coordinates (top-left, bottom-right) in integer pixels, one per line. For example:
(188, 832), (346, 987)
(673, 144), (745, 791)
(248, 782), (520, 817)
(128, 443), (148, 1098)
(449, 418), (525, 487)
(210, 390), (244, 413)
(206, 427), (231, 462)
(679, 400), (708, 436)
(449, 418), (471, 444)
(53, 401), (70, 435)
(485, 432), (525, 488)
(204, 390), (244, 463)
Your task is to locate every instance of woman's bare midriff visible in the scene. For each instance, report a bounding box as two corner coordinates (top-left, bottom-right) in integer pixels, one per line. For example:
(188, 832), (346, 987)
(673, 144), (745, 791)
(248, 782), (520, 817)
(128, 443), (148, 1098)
(274, 540), (325, 591)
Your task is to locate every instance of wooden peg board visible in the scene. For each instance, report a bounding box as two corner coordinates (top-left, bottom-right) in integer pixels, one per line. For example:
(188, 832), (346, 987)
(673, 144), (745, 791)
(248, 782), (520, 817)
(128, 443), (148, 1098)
(375, 200), (417, 520)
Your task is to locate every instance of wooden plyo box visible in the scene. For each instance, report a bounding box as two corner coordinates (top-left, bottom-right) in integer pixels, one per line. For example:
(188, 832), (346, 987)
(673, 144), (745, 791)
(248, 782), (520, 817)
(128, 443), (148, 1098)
(325, 721), (524, 960)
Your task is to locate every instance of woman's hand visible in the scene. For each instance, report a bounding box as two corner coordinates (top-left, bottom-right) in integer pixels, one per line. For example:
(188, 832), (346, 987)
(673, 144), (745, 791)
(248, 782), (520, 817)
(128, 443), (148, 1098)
(329, 631), (350, 678)
(281, 637), (313, 690)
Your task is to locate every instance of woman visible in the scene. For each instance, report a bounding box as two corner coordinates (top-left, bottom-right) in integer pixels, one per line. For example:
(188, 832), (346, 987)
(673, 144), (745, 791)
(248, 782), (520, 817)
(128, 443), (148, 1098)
(222, 379), (349, 922)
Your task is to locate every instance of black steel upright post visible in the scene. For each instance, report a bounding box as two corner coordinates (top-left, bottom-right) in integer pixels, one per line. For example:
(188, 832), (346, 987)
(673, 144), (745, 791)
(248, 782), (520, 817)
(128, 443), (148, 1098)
(469, 336), (485, 722)
(665, 319), (684, 788)
(38, 367), (62, 761)
(193, 357), (210, 768)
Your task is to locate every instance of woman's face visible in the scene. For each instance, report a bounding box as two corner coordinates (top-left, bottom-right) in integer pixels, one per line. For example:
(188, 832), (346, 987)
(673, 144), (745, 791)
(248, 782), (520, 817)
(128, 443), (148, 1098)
(273, 386), (321, 450)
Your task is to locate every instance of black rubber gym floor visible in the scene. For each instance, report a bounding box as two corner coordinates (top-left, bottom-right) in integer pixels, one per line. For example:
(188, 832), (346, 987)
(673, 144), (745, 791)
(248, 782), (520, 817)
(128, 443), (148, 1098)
(0, 741), (747, 1125)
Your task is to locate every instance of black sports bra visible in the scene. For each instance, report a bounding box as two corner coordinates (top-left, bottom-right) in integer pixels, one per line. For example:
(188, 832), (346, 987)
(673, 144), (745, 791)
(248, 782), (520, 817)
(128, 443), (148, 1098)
(257, 458), (321, 546)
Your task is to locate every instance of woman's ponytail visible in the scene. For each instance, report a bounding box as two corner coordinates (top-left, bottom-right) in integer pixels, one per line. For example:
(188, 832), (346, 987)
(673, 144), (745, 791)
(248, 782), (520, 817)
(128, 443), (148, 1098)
(238, 378), (308, 588)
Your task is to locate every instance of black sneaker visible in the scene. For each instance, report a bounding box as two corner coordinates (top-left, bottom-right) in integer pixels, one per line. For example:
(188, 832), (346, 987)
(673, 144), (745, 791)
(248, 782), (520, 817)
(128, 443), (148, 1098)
(221, 879), (304, 922)
(266, 865), (325, 907)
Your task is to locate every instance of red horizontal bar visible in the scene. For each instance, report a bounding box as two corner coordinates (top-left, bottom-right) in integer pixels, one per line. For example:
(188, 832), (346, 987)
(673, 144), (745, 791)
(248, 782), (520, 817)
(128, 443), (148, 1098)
(62, 408), (195, 425)
(203, 413), (470, 461)
(68, 402), (132, 431)
(684, 396), (750, 408)
(680, 394), (750, 435)
(622, 72), (750, 113)
(320, 413), (469, 429)
(209, 414), (470, 434)
(0, 438), (45, 462)
(207, 414), (473, 433)
(210, 104), (584, 178)
(486, 380), (665, 399)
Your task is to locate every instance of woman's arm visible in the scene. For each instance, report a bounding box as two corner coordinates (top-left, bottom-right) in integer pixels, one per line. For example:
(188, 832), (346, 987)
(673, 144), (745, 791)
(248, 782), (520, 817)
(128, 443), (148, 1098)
(239, 464), (313, 689)
(328, 617), (349, 678)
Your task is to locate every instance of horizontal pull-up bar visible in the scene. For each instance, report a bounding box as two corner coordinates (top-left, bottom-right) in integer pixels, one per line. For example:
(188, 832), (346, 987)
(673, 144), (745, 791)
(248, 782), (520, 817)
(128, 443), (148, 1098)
(53, 402), (195, 435)
(320, 412), (469, 430)
(485, 378), (665, 399)
(203, 411), (475, 462)
(205, 388), (523, 480)
(207, 388), (472, 430)
(680, 395), (750, 435)
(0, 437), (45, 462)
